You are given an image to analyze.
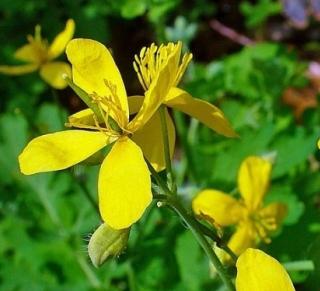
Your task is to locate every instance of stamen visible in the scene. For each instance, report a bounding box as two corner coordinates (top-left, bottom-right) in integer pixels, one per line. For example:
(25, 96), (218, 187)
(89, 84), (132, 137)
(133, 41), (193, 91)
(26, 26), (48, 64)
(249, 210), (278, 243)
(174, 53), (193, 86)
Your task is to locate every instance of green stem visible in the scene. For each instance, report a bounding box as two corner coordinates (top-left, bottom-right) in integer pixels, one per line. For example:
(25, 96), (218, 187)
(149, 169), (235, 290)
(164, 196), (235, 291)
(159, 105), (176, 193)
(64, 76), (103, 120)
(153, 108), (235, 289)
(283, 260), (315, 272)
(194, 220), (237, 263)
(221, 245), (238, 263)
(154, 184), (237, 262)
(146, 159), (171, 196)
(65, 76), (122, 133)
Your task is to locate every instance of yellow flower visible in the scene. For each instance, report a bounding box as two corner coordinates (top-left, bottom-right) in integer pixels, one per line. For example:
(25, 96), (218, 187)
(192, 156), (287, 259)
(0, 19), (75, 89)
(236, 248), (295, 291)
(132, 42), (237, 138)
(18, 39), (183, 230)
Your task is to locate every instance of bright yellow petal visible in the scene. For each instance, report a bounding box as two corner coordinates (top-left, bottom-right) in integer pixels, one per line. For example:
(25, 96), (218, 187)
(66, 39), (128, 120)
(19, 130), (108, 175)
(192, 190), (245, 226)
(14, 44), (39, 63)
(0, 64), (38, 75)
(39, 61), (71, 89)
(128, 50), (176, 132)
(260, 203), (287, 229)
(130, 96), (175, 171)
(228, 223), (256, 257)
(164, 87), (237, 137)
(98, 137), (152, 229)
(48, 19), (75, 60)
(68, 108), (96, 126)
(238, 156), (272, 211)
(236, 248), (295, 291)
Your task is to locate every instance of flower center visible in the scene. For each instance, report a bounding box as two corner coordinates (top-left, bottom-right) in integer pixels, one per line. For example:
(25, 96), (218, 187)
(27, 25), (49, 64)
(67, 80), (131, 140)
(249, 210), (277, 243)
(95, 80), (129, 130)
(133, 42), (192, 91)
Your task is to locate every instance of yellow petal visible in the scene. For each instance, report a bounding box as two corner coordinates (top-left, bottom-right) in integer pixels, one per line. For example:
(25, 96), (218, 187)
(165, 87), (237, 137)
(14, 44), (39, 63)
(228, 223), (256, 257)
(39, 61), (71, 89)
(98, 137), (152, 229)
(68, 108), (96, 127)
(48, 19), (75, 60)
(192, 190), (245, 226)
(128, 50), (176, 132)
(260, 203), (287, 228)
(238, 156), (272, 211)
(0, 64), (38, 75)
(19, 130), (108, 175)
(66, 39), (128, 120)
(130, 96), (175, 171)
(236, 248), (295, 291)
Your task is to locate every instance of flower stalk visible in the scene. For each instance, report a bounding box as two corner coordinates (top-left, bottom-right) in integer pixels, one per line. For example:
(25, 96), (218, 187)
(154, 192), (235, 291)
(151, 115), (236, 290)
(159, 105), (177, 193)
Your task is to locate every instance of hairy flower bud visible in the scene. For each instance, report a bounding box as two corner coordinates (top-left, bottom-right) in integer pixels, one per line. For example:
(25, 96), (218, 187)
(88, 223), (130, 268)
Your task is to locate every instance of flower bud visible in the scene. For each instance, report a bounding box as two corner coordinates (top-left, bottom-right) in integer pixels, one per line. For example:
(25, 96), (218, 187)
(88, 223), (130, 268)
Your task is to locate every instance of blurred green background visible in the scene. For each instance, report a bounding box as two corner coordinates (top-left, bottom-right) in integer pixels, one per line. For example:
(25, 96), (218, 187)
(1, 0), (320, 290)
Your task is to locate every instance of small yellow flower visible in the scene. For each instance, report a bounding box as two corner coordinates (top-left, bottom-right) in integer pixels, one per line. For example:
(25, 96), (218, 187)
(236, 248), (295, 291)
(192, 156), (287, 259)
(18, 39), (182, 230)
(132, 42), (237, 138)
(0, 19), (75, 89)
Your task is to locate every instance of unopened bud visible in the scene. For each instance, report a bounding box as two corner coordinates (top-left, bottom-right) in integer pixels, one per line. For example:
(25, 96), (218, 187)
(88, 223), (130, 268)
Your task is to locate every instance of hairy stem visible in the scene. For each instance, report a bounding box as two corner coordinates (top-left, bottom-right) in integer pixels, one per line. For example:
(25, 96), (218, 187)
(150, 165), (235, 290)
(157, 194), (235, 291)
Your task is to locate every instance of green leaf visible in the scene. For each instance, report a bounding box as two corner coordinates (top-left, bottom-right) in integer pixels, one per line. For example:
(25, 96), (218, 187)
(121, 0), (147, 19)
(240, 0), (281, 28)
(272, 126), (319, 178)
(0, 112), (28, 184)
(266, 185), (304, 225)
(36, 103), (67, 133)
(175, 231), (209, 290)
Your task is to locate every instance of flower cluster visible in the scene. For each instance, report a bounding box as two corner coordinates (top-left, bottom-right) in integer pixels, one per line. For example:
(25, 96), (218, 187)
(12, 21), (295, 290)
(18, 38), (236, 230)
